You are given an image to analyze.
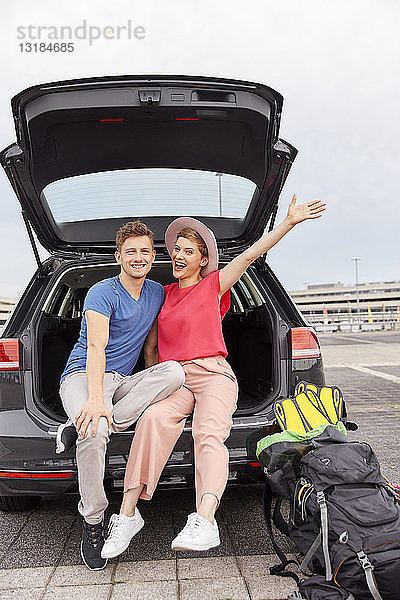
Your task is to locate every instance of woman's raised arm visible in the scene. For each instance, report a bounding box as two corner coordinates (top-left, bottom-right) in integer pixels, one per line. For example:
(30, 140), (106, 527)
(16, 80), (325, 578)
(218, 194), (326, 296)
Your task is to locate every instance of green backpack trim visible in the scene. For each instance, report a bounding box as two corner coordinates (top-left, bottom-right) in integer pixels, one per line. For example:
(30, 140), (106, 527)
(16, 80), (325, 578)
(256, 422), (347, 459)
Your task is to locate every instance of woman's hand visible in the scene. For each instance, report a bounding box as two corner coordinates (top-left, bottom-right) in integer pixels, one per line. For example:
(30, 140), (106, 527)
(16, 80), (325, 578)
(286, 194), (326, 227)
(219, 193), (326, 295)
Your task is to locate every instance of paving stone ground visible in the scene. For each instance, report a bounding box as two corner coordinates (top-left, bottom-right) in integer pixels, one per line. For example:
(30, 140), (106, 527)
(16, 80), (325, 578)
(1, 331), (399, 599)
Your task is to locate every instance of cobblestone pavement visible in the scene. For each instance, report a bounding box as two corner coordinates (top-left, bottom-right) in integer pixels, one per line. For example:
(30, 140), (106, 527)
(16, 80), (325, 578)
(0, 331), (399, 599)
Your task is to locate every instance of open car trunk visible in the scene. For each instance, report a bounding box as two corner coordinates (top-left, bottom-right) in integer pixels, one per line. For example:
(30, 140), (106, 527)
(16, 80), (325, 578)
(34, 261), (278, 422)
(2, 75), (296, 259)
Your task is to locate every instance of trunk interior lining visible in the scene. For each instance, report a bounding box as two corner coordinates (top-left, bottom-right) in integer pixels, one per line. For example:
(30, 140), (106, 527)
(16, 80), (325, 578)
(36, 264), (275, 421)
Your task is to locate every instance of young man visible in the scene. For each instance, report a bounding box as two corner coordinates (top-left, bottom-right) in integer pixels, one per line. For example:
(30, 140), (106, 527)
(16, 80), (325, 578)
(56, 220), (184, 570)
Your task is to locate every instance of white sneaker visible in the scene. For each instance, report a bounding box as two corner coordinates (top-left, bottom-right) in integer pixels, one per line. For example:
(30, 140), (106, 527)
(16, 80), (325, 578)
(171, 512), (220, 551)
(101, 510), (144, 558)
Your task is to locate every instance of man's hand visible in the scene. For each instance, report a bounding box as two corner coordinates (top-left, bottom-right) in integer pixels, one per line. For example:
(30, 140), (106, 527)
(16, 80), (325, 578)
(75, 401), (112, 438)
(286, 194), (326, 227)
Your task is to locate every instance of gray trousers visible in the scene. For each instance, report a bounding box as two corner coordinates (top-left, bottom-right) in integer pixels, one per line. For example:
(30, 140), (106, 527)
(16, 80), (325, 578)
(59, 361), (185, 524)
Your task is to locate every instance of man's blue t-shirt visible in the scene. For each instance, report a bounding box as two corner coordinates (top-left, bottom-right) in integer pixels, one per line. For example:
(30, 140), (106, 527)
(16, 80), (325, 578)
(60, 276), (164, 383)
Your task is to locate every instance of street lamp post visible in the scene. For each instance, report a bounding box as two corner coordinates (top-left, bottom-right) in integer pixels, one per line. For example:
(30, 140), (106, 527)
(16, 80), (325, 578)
(216, 173), (223, 216)
(352, 257), (361, 330)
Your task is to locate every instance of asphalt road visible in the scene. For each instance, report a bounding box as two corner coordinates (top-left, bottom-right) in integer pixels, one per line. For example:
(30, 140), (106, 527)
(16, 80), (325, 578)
(319, 330), (400, 346)
(1, 330), (399, 569)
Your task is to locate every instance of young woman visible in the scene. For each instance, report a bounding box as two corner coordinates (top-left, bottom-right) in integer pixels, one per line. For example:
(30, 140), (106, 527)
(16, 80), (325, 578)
(101, 194), (326, 558)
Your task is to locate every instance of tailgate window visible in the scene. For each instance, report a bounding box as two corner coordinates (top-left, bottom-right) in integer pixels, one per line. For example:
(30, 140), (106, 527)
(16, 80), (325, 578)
(42, 168), (257, 223)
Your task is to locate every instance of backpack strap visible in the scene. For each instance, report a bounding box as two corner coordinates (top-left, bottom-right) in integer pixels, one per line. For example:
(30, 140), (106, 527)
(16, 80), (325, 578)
(263, 479), (299, 584)
(273, 496), (290, 537)
(300, 531), (322, 573)
(316, 491), (332, 580)
(357, 551), (384, 600)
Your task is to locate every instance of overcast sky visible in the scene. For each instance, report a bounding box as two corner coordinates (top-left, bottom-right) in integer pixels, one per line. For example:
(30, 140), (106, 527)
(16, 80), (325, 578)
(1, 0), (399, 298)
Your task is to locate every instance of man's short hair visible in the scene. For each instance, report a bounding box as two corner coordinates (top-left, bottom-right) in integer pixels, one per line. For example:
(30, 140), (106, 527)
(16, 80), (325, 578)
(115, 221), (155, 252)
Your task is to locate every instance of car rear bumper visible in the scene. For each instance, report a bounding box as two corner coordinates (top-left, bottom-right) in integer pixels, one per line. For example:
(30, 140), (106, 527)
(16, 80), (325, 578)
(0, 415), (274, 497)
(0, 458), (264, 497)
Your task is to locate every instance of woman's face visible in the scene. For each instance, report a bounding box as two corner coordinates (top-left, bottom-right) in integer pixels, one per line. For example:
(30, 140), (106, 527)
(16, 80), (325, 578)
(171, 236), (208, 280)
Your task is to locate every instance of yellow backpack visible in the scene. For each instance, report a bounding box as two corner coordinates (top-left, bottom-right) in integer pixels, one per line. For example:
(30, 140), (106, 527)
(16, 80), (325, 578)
(274, 381), (343, 434)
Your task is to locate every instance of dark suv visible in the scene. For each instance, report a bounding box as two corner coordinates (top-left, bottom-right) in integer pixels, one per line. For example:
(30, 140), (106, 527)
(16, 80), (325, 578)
(0, 75), (324, 512)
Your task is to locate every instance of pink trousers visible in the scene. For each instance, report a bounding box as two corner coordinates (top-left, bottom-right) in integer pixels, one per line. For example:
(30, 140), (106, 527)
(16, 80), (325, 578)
(123, 356), (238, 508)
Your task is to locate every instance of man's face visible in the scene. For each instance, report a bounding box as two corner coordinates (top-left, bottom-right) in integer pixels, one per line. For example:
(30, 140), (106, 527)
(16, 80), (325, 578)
(115, 235), (155, 280)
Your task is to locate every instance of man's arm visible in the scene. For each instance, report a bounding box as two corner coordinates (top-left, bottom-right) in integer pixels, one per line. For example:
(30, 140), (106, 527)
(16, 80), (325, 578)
(219, 195), (326, 295)
(75, 309), (113, 437)
(144, 319), (159, 367)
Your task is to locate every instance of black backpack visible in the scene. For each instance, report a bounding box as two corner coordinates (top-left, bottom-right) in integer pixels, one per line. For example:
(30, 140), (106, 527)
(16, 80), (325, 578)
(288, 577), (356, 599)
(258, 425), (400, 600)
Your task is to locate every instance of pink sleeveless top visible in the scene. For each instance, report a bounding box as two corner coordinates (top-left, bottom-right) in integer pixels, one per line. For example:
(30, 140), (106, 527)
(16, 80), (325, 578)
(158, 270), (230, 362)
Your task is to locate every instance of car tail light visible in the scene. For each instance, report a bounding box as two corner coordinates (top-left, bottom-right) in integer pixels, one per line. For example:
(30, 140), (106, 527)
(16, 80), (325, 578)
(291, 327), (321, 360)
(0, 339), (20, 371)
(248, 462), (260, 468)
(0, 471), (74, 479)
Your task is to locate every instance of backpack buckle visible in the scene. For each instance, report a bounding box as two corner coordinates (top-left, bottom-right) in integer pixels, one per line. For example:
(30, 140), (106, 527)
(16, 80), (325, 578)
(339, 530), (349, 544)
(357, 550), (373, 571)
